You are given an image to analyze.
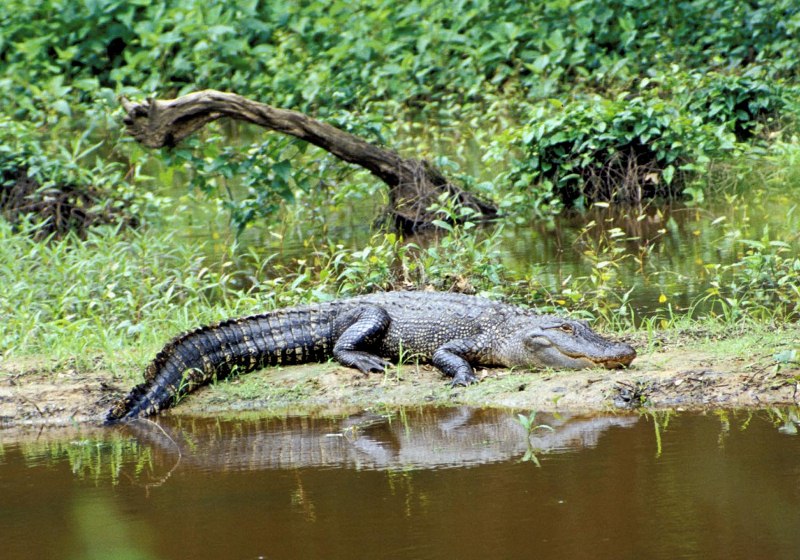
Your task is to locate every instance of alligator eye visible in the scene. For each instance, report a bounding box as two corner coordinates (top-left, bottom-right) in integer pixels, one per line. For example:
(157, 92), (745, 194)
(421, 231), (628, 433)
(558, 324), (574, 334)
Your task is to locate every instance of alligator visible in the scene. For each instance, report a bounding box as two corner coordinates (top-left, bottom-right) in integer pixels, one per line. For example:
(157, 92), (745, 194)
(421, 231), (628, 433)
(105, 291), (636, 423)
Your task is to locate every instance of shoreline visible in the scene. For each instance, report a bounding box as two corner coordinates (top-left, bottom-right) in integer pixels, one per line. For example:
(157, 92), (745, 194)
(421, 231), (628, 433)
(2, 326), (798, 433)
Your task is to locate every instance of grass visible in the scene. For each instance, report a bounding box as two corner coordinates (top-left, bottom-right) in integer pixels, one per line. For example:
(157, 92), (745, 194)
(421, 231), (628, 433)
(0, 219), (269, 377)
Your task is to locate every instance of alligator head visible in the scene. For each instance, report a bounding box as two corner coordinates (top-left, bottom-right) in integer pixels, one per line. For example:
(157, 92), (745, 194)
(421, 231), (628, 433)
(495, 316), (636, 370)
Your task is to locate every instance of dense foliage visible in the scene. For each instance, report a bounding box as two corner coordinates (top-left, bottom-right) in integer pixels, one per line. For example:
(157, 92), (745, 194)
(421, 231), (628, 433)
(499, 71), (789, 209)
(1, 0), (798, 219)
(3, 0), (798, 111)
(0, 116), (138, 237)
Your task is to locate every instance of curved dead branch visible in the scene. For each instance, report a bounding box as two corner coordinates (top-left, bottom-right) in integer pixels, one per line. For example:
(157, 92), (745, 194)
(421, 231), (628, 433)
(120, 90), (497, 230)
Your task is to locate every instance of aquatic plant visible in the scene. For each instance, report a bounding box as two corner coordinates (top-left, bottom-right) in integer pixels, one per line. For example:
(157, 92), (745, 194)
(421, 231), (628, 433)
(516, 410), (555, 467)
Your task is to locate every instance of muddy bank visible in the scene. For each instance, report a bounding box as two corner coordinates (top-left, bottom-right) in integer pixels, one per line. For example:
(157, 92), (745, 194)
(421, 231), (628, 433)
(2, 329), (799, 429)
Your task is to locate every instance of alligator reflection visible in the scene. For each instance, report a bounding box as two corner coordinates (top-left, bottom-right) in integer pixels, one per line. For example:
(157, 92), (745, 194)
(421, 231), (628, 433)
(120, 408), (638, 473)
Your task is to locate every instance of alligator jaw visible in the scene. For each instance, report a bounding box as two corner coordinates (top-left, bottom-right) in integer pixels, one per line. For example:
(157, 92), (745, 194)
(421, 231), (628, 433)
(596, 357), (634, 369)
(558, 348), (636, 370)
(589, 350), (637, 369)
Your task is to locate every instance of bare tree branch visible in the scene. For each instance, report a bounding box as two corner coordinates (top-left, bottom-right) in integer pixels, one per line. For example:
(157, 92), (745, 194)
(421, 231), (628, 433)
(120, 90), (497, 230)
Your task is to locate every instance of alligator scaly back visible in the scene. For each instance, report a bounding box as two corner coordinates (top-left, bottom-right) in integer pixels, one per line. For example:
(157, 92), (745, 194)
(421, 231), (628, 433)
(105, 291), (636, 423)
(105, 306), (337, 424)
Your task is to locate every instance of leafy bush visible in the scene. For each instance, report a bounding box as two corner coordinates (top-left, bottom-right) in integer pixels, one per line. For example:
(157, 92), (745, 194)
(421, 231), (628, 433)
(702, 237), (800, 322)
(0, 117), (139, 237)
(162, 133), (306, 234)
(503, 91), (739, 208)
(3, 0), (798, 119)
(687, 71), (788, 141)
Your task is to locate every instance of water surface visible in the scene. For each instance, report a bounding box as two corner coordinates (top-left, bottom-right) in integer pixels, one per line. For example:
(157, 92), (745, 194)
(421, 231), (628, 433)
(2, 407), (799, 560)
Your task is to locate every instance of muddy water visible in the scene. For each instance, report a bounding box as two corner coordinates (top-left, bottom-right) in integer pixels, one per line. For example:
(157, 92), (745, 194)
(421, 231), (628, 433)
(2, 407), (799, 560)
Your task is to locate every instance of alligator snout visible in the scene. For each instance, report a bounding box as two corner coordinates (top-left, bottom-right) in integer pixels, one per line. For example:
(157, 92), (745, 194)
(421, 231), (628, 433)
(597, 343), (637, 369)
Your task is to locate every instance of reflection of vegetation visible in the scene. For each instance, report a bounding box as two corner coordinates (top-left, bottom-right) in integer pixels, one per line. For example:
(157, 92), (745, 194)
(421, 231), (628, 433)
(290, 471), (317, 523)
(715, 410), (731, 448)
(384, 469), (421, 519)
(765, 407), (800, 435)
(71, 495), (162, 560)
(643, 408), (800, 458)
(643, 410), (674, 458)
(20, 435), (153, 485)
(713, 407), (800, 439)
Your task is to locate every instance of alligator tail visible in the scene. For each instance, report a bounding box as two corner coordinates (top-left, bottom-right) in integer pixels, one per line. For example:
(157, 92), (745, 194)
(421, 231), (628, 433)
(105, 308), (334, 424)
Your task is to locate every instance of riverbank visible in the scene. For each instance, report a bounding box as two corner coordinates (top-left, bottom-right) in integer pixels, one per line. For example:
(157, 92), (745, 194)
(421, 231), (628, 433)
(2, 323), (798, 429)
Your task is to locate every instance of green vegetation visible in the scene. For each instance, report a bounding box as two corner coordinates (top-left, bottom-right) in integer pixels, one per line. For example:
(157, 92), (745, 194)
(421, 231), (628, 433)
(500, 74), (780, 208)
(1, 0), (800, 380)
(516, 410), (554, 466)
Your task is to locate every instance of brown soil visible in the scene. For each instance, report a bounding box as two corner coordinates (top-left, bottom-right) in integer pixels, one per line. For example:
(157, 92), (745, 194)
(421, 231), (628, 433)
(2, 332), (798, 430)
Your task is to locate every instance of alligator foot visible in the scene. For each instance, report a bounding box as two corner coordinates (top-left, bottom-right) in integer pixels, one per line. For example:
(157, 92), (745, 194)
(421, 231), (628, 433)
(450, 371), (478, 387)
(339, 351), (391, 374)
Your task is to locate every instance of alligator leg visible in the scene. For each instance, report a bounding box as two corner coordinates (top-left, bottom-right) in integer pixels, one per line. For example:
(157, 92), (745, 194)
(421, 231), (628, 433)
(432, 339), (483, 386)
(333, 305), (392, 373)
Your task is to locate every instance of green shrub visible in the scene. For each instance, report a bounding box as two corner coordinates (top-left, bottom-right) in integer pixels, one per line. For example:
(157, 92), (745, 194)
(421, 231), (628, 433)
(687, 71), (789, 141)
(3, 0), (797, 119)
(0, 117), (140, 237)
(503, 91), (739, 208)
(702, 238), (800, 322)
